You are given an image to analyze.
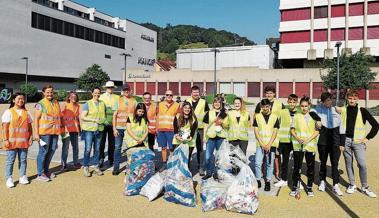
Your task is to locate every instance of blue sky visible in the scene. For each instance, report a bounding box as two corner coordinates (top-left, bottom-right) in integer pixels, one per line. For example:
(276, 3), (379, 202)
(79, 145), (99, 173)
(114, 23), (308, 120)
(76, 0), (280, 44)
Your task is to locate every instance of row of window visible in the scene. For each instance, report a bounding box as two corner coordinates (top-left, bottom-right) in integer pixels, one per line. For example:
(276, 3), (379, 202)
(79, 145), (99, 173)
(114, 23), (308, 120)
(94, 17), (115, 28)
(32, 0), (58, 9)
(63, 6), (90, 20)
(31, 12), (125, 49)
(281, 26), (379, 43)
(281, 2), (379, 22)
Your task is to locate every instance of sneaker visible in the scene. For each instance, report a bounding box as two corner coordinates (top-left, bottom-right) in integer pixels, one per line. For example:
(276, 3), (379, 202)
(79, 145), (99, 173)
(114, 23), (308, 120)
(289, 188), (297, 197)
(202, 174), (212, 180)
(36, 174), (50, 182)
(346, 185), (357, 194)
(99, 159), (104, 168)
(73, 163), (82, 169)
(60, 165), (68, 172)
(19, 176), (29, 185)
(264, 181), (271, 191)
(318, 180), (326, 192)
(94, 167), (103, 176)
(274, 180), (288, 187)
(300, 183), (304, 190)
(6, 178), (14, 188)
(362, 187), (377, 198)
(46, 172), (56, 179)
(257, 180), (262, 188)
(307, 187), (314, 197)
(112, 169), (120, 176)
(83, 167), (91, 177)
(333, 184), (344, 196)
(199, 168), (205, 176)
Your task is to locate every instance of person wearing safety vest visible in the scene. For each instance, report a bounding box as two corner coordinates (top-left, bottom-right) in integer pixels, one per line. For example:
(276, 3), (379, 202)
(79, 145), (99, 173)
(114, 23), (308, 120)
(253, 98), (280, 192)
(34, 84), (62, 182)
(185, 86), (209, 176)
(142, 92), (157, 151)
(156, 90), (180, 169)
(124, 103), (149, 149)
(290, 97), (319, 197)
(202, 97), (228, 180)
(81, 87), (106, 177)
(172, 101), (198, 170)
(99, 81), (120, 168)
(112, 83), (137, 175)
(228, 97), (251, 155)
(338, 90), (378, 198)
(60, 91), (81, 172)
(2, 92), (33, 188)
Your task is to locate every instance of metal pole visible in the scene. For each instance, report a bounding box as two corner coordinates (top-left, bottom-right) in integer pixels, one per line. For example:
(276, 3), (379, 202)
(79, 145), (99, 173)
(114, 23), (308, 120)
(214, 49), (217, 95)
(336, 46), (340, 104)
(124, 55), (127, 84)
(25, 58), (28, 103)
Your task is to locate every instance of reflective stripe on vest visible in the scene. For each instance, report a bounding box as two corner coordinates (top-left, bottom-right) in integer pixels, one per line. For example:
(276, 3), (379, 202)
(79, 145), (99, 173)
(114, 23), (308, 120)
(256, 113), (279, 148)
(115, 97), (137, 129)
(81, 100), (106, 131)
(63, 102), (80, 133)
(38, 98), (61, 135)
(186, 98), (206, 128)
(124, 116), (148, 148)
(7, 108), (30, 150)
(206, 110), (228, 139)
(341, 106), (366, 143)
(172, 116), (197, 147)
(278, 108), (292, 143)
(228, 110), (249, 141)
(99, 93), (120, 124)
(157, 102), (180, 131)
(292, 113), (318, 152)
(146, 103), (157, 134)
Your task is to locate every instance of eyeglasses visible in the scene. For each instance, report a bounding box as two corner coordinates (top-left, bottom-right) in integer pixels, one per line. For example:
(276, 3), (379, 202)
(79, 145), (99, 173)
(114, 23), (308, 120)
(165, 94), (173, 97)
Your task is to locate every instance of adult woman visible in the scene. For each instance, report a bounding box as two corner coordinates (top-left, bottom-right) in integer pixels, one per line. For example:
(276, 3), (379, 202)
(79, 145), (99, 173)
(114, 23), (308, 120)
(2, 92), (33, 188)
(124, 103), (149, 149)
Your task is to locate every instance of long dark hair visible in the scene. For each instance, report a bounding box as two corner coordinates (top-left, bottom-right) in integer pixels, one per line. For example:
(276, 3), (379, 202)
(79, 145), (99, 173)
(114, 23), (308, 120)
(9, 92), (26, 109)
(178, 101), (196, 128)
(133, 103), (148, 125)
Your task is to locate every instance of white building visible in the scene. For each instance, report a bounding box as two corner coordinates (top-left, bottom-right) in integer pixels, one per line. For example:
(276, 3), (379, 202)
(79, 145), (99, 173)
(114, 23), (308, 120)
(176, 45), (275, 70)
(0, 0), (157, 90)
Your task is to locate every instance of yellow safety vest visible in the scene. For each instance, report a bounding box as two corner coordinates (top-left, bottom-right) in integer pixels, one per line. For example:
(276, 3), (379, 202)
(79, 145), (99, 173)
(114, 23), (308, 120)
(261, 99), (282, 117)
(124, 116), (148, 148)
(186, 97), (206, 129)
(228, 110), (249, 141)
(255, 113), (279, 148)
(278, 108), (293, 143)
(341, 106), (366, 143)
(292, 113), (318, 152)
(206, 110), (228, 139)
(99, 93), (120, 125)
(81, 100), (106, 132)
(172, 116), (197, 147)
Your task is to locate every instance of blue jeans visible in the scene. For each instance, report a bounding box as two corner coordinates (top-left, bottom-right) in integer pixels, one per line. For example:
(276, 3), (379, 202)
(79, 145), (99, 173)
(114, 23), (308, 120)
(61, 132), (79, 166)
(114, 129), (126, 171)
(205, 138), (224, 175)
(254, 146), (275, 181)
(37, 135), (58, 176)
(83, 130), (103, 167)
(5, 149), (28, 179)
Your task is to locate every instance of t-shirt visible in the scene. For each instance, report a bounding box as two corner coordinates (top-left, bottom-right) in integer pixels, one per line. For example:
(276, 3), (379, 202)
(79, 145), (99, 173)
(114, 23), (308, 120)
(253, 113), (280, 128)
(35, 99), (57, 113)
(203, 109), (227, 124)
(190, 99), (210, 112)
(2, 109), (33, 123)
(81, 101), (100, 112)
(255, 101), (285, 113)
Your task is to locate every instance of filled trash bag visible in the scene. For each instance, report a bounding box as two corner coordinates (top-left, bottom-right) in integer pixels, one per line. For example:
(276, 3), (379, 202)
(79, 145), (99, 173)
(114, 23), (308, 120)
(200, 178), (231, 212)
(140, 172), (165, 201)
(164, 144), (196, 207)
(214, 141), (247, 181)
(124, 147), (155, 196)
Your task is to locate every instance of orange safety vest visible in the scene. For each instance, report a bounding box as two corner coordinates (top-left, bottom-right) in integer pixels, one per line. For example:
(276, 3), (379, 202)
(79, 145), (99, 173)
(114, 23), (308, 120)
(115, 96), (137, 129)
(157, 101), (180, 131)
(62, 102), (80, 133)
(38, 98), (61, 135)
(7, 108), (31, 150)
(146, 103), (157, 134)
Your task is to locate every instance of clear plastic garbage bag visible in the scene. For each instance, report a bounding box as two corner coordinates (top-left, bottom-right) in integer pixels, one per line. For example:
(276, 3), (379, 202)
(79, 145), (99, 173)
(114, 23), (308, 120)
(214, 141), (247, 181)
(200, 178), (231, 212)
(140, 172), (164, 201)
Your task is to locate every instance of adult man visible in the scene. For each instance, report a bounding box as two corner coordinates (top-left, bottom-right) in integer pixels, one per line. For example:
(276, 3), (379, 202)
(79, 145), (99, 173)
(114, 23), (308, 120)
(156, 90), (180, 169)
(339, 90), (378, 198)
(99, 81), (119, 168)
(142, 92), (157, 151)
(185, 86), (209, 175)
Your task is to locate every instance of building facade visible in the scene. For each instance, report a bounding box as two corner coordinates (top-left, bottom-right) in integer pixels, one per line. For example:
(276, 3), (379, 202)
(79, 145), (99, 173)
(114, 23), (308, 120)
(279, 0), (379, 67)
(0, 0), (157, 90)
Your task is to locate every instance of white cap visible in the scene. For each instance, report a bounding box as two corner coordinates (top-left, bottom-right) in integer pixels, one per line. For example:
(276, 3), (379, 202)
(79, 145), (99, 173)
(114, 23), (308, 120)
(103, 81), (117, 88)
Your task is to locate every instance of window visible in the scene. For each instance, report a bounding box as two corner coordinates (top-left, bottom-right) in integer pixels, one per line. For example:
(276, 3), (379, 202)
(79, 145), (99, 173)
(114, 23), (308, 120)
(64, 22), (74, 37)
(146, 82), (156, 95)
(331, 5), (345, 17)
(368, 26), (379, 39)
(281, 8), (311, 21)
(295, 83), (310, 97)
(104, 54), (111, 59)
(331, 28), (345, 41)
(314, 29), (327, 42)
(37, 13), (45, 29)
(280, 31), (310, 43)
(31, 12), (37, 28)
(181, 82), (191, 96)
(248, 82), (260, 97)
(95, 31), (103, 43)
(314, 6), (328, 19)
(85, 28), (94, 41)
(349, 3), (364, 16)
(279, 82), (292, 98)
(368, 2), (379, 15)
(206, 82), (215, 95)
(349, 27), (363, 40)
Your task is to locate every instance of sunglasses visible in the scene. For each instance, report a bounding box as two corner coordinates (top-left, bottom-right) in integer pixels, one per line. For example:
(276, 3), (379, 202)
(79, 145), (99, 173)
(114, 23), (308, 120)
(165, 94), (173, 97)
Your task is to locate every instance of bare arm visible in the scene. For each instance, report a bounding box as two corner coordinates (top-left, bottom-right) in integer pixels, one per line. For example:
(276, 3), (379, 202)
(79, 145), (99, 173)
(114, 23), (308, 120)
(34, 109), (42, 140)
(304, 131), (320, 144)
(253, 127), (265, 147)
(267, 128), (278, 147)
(2, 123), (10, 148)
(126, 123), (139, 141)
(291, 128), (304, 144)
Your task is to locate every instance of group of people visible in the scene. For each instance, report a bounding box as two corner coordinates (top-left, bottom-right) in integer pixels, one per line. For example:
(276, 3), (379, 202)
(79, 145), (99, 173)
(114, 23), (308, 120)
(1, 82), (378, 199)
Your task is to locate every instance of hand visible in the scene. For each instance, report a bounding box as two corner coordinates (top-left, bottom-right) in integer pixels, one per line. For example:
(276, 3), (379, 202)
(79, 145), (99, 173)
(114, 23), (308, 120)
(113, 129), (119, 137)
(187, 136), (192, 141)
(175, 135), (183, 142)
(29, 138), (33, 146)
(3, 140), (10, 149)
(339, 146), (345, 152)
(297, 138), (304, 145)
(215, 118), (222, 126)
(316, 121), (322, 129)
(34, 134), (40, 142)
(136, 139), (143, 144)
(359, 138), (369, 144)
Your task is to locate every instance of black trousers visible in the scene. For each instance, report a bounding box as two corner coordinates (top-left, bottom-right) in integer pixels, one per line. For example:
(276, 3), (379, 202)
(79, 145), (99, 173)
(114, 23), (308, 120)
(189, 130), (204, 169)
(292, 151), (315, 189)
(279, 142), (293, 181)
(99, 125), (115, 163)
(147, 133), (156, 151)
(318, 144), (341, 185)
(229, 140), (248, 155)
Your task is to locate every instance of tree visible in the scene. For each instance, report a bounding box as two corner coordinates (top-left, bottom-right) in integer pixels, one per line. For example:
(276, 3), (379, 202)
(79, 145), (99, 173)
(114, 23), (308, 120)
(19, 84), (38, 98)
(321, 51), (377, 97)
(76, 64), (110, 91)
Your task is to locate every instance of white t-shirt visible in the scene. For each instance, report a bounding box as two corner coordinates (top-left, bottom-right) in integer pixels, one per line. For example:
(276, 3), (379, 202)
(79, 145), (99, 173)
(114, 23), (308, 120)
(1, 109), (33, 124)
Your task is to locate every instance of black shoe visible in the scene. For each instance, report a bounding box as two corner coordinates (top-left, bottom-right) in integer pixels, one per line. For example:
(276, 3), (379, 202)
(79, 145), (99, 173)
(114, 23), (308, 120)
(202, 174), (212, 180)
(199, 168), (205, 176)
(257, 180), (262, 188)
(212, 172), (219, 180)
(109, 161), (114, 167)
(99, 159), (104, 168)
(264, 182), (271, 191)
(112, 170), (120, 176)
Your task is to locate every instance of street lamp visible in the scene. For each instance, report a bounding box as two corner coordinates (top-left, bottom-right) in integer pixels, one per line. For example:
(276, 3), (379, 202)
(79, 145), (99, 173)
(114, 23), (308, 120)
(210, 48), (220, 95)
(335, 42), (342, 104)
(120, 53), (131, 83)
(21, 57), (28, 102)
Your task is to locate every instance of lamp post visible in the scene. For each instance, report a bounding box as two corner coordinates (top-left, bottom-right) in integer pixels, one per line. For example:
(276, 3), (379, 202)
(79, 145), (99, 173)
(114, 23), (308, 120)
(210, 48), (220, 95)
(335, 42), (342, 105)
(120, 53), (131, 83)
(21, 57), (28, 102)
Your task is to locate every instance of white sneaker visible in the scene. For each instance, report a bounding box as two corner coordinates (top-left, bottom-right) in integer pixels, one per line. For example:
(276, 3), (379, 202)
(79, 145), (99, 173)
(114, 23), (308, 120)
(19, 176), (29, 185)
(333, 184), (343, 196)
(300, 183), (304, 190)
(274, 180), (288, 187)
(362, 187), (377, 198)
(318, 180), (326, 192)
(346, 185), (357, 194)
(6, 178), (14, 188)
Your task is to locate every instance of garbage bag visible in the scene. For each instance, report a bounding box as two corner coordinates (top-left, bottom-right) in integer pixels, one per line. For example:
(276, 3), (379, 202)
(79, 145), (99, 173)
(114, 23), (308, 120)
(200, 178), (231, 212)
(140, 172), (164, 201)
(214, 141), (247, 181)
(164, 144), (196, 207)
(124, 147), (155, 196)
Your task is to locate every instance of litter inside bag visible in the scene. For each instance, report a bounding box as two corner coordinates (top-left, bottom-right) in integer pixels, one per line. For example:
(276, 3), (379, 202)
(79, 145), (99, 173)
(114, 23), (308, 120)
(140, 172), (164, 201)
(200, 178), (231, 212)
(214, 141), (247, 181)
(124, 147), (155, 196)
(164, 144), (196, 207)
